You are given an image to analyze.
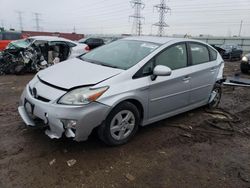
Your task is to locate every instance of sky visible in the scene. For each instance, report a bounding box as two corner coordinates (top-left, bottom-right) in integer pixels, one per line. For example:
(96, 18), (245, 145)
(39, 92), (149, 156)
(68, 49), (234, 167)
(0, 0), (249, 37)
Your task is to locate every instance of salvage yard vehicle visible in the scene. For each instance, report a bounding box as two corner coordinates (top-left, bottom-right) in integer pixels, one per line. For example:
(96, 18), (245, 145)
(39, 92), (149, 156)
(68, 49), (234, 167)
(219, 44), (243, 61)
(0, 36), (89, 75)
(240, 53), (250, 74)
(79, 37), (105, 50)
(18, 36), (224, 146)
(0, 30), (23, 51)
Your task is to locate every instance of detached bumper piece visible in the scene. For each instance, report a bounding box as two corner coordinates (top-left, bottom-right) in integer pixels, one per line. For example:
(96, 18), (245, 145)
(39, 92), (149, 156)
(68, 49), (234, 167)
(223, 76), (250, 87)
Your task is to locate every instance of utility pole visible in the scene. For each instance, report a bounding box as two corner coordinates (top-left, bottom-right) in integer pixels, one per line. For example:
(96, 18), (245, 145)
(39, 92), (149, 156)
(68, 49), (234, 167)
(239, 20), (243, 37)
(153, 0), (171, 37)
(0, 20), (4, 28)
(16, 11), (24, 31)
(129, 0), (145, 36)
(73, 26), (76, 33)
(33, 12), (42, 31)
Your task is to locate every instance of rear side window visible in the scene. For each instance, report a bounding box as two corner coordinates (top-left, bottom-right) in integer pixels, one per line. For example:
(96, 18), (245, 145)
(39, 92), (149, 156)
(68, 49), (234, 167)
(209, 47), (217, 61)
(155, 43), (187, 70)
(190, 43), (210, 65)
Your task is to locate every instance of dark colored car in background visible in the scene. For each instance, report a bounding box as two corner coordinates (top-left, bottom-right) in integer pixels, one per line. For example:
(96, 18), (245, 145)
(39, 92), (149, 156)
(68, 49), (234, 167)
(78, 37), (105, 50)
(240, 53), (250, 73)
(0, 30), (23, 51)
(219, 44), (243, 61)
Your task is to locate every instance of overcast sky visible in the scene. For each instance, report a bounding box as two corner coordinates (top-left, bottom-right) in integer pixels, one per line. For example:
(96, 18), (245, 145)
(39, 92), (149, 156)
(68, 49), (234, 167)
(0, 0), (249, 37)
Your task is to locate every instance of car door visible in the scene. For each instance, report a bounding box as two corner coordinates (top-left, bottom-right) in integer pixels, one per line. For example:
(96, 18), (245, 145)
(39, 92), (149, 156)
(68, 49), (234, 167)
(147, 42), (192, 119)
(188, 42), (218, 105)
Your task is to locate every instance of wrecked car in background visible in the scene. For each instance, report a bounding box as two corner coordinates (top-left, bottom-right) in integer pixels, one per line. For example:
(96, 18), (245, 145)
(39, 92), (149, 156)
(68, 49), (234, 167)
(0, 36), (89, 75)
(241, 53), (250, 74)
(219, 44), (243, 61)
(211, 44), (243, 61)
(18, 36), (224, 146)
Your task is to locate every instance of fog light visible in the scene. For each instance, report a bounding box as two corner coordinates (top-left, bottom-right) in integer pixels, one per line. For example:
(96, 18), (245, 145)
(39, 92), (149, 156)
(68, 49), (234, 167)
(61, 119), (77, 129)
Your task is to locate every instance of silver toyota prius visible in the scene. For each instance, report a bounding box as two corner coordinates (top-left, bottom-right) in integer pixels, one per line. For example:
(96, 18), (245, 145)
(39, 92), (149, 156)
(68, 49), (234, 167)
(18, 36), (224, 145)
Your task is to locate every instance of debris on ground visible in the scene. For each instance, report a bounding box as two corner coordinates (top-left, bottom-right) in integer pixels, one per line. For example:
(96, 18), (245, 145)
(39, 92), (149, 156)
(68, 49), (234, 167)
(224, 76), (250, 87)
(238, 170), (250, 182)
(67, 159), (77, 167)
(49, 158), (56, 166)
(125, 173), (135, 181)
(180, 133), (192, 138)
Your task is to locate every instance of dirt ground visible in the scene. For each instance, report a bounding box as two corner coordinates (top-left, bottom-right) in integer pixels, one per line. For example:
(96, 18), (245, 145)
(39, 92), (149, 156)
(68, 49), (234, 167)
(0, 61), (250, 188)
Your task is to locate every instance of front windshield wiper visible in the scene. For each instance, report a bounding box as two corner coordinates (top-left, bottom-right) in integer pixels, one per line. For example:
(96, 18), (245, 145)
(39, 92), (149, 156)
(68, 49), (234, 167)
(78, 56), (122, 69)
(98, 63), (120, 69)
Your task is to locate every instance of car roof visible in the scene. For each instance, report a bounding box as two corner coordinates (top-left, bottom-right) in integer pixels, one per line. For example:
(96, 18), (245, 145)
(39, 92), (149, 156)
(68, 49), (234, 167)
(29, 36), (76, 43)
(121, 36), (202, 45)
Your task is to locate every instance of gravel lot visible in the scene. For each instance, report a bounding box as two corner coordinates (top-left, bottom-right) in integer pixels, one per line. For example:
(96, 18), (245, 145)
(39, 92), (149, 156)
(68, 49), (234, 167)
(0, 61), (250, 188)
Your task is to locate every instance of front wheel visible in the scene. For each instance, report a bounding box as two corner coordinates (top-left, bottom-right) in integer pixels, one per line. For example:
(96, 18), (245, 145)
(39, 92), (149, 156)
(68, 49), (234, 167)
(98, 101), (140, 146)
(208, 83), (222, 109)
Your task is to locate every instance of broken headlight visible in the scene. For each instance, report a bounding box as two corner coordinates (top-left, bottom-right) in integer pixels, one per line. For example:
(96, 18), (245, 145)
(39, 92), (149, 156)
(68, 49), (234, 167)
(58, 86), (109, 105)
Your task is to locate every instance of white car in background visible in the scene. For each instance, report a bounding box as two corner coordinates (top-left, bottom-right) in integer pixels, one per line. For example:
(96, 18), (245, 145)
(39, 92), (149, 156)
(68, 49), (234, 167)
(2, 36), (89, 74)
(20, 36), (89, 60)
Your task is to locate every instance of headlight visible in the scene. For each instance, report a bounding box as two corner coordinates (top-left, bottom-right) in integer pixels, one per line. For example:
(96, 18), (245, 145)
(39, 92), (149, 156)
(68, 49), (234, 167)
(242, 56), (249, 62)
(58, 86), (109, 105)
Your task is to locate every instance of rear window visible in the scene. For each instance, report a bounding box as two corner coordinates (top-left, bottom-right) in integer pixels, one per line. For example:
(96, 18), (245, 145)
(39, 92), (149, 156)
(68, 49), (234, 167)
(190, 43), (210, 65)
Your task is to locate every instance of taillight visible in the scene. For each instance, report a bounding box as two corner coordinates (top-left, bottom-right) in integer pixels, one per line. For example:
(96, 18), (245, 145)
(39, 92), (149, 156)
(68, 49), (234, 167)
(85, 45), (90, 51)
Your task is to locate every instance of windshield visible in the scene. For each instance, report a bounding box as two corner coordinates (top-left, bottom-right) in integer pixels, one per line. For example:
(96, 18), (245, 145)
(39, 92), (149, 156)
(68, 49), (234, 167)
(80, 40), (159, 70)
(6, 38), (33, 49)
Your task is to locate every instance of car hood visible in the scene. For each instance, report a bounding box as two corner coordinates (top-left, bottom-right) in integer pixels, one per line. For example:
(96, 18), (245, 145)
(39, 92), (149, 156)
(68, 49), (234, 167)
(38, 58), (123, 90)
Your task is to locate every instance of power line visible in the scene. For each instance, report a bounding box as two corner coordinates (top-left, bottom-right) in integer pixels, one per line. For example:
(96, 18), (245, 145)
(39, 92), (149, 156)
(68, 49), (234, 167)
(16, 11), (24, 31)
(129, 0), (145, 36)
(153, 0), (171, 36)
(33, 12), (42, 31)
(0, 20), (4, 28)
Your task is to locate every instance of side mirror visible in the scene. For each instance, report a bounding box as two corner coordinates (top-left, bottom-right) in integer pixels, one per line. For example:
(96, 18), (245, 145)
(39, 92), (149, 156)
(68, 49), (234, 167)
(151, 65), (172, 81)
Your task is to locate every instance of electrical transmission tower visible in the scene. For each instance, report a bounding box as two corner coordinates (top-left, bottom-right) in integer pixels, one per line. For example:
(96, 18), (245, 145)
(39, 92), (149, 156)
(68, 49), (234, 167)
(153, 0), (171, 36)
(33, 12), (42, 31)
(129, 0), (145, 36)
(16, 11), (24, 31)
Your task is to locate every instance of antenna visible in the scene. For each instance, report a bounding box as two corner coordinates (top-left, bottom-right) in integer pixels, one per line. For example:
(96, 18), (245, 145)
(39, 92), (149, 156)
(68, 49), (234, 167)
(129, 0), (145, 36)
(153, 0), (171, 37)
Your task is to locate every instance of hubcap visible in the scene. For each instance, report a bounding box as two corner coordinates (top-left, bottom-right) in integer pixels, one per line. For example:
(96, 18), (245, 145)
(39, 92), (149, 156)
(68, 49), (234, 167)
(110, 110), (135, 141)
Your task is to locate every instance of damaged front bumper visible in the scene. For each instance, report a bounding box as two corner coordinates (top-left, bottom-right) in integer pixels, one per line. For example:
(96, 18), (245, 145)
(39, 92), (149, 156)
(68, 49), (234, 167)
(18, 86), (110, 141)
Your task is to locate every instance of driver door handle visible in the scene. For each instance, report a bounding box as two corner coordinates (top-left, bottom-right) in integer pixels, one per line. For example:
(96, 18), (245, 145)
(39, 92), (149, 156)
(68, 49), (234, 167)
(183, 76), (191, 82)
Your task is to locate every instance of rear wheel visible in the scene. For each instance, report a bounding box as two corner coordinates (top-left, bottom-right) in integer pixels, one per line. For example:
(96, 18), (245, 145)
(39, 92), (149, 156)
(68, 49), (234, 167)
(98, 101), (140, 146)
(208, 83), (222, 109)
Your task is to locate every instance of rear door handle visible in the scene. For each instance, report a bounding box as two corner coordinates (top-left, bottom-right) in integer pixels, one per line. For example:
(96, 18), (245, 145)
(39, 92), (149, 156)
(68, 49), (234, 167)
(210, 68), (217, 73)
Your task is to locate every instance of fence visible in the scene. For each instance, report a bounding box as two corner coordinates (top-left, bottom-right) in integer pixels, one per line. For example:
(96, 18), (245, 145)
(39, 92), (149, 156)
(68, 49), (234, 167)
(192, 36), (250, 53)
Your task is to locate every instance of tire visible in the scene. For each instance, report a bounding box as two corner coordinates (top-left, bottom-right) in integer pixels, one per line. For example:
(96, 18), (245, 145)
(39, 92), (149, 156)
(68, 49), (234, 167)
(208, 83), (222, 109)
(14, 64), (26, 75)
(98, 101), (140, 146)
(241, 63), (249, 74)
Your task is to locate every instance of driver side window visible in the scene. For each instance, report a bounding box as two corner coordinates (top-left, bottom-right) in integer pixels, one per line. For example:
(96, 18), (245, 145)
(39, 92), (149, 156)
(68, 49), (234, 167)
(155, 43), (187, 70)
